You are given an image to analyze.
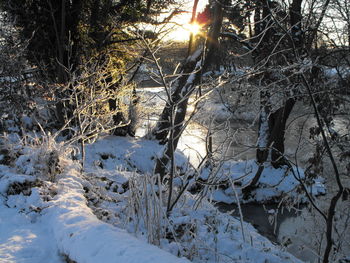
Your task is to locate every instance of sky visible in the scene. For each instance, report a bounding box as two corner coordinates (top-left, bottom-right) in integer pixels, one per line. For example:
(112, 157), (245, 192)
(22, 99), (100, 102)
(161, 0), (208, 41)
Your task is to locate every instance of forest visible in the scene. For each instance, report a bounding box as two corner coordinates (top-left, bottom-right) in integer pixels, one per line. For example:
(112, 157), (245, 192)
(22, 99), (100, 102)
(0, 0), (349, 262)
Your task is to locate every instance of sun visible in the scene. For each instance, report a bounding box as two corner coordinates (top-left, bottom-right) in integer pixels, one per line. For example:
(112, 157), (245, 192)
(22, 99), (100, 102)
(168, 22), (203, 42)
(184, 22), (202, 36)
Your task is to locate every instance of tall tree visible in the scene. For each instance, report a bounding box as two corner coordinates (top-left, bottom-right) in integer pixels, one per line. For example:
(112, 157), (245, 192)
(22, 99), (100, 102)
(153, 0), (228, 179)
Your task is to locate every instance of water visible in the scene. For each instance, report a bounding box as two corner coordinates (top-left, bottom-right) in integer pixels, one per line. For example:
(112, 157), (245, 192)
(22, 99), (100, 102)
(138, 86), (350, 262)
(209, 101), (350, 262)
(216, 201), (328, 262)
(217, 202), (300, 243)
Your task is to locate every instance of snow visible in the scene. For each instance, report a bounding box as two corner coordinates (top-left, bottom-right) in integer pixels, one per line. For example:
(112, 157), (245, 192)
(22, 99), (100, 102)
(323, 66), (350, 78)
(0, 166), (62, 263)
(187, 48), (202, 63)
(204, 159), (325, 204)
(0, 151), (190, 263)
(177, 124), (207, 166)
(0, 166), (36, 194)
(0, 201), (63, 263)
(84, 136), (189, 174)
(83, 136), (324, 205)
(45, 164), (190, 263)
(0, 134), (321, 263)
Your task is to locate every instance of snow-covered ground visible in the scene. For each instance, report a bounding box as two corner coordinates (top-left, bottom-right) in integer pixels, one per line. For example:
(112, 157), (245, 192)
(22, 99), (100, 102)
(0, 77), (332, 263)
(0, 133), (318, 263)
(0, 138), (190, 263)
(0, 197), (63, 263)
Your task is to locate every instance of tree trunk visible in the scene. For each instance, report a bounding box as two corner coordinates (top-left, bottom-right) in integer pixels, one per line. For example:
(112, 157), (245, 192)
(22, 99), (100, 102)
(253, 1), (262, 37)
(153, 1), (224, 144)
(203, 1), (224, 72)
(269, 98), (296, 167)
(256, 88), (272, 164)
(127, 86), (140, 136)
(109, 98), (129, 136)
(255, 0), (302, 168)
(187, 0), (200, 57)
(152, 49), (203, 143)
(154, 56), (203, 178)
(54, 0), (68, 127)
(153, 2), (224, 179)
(54, 0), (83, 129)
(246, 0), (302, 192)
(58, 0), (66, 83)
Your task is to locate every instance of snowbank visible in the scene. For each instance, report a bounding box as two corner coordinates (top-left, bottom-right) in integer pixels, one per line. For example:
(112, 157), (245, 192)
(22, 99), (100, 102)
(46, 164), (190, 263)
(0, 135), (319, 263)
(203, 160), (325, 204)
(84, 136), (189, 174)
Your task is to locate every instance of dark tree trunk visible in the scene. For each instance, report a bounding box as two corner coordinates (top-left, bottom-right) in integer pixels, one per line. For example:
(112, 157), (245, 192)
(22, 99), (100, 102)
(256, 89), (272, 164)
(256, 0), (302, 167)
(269, 98), (296, 167)
(255, 0), (274, 164)
(108, 97), (129, 136)
(154, 54), (203, 178)
(55, 100), (66, 127)
(153, 0), (224, 144)
(152, 50), (203, 143)
(54, 0), (68, 128)
(54, 0), (83, 129)
(58, 0), (67, 83)
(253, 1), (262, 37)
(246, 0), (303, 192)
(203, 1), (224, 72)
(187, 0), (199, 57)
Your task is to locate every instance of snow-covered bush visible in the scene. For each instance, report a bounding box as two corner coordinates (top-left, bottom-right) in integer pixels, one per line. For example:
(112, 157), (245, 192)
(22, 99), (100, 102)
(107, 175), (301, 262)
(0, 131), (78, 182)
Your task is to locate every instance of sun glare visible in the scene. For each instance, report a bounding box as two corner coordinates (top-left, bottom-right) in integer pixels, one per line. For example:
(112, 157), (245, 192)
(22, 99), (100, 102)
(165, 1), (207, 42)
(185, 23), (202, 36)
(169, 22), (203, 42)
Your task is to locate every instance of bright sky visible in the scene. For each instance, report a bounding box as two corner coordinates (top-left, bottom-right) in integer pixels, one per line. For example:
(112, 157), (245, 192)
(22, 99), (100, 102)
(165, 0), (208, 41)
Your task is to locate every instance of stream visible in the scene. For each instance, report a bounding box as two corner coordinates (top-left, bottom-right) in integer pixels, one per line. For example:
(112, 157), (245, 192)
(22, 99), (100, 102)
(210, 102), (350, 263)
(216, 202), (317, 262)
(216, 202), (300, 244)
(137, 85), (350, 263)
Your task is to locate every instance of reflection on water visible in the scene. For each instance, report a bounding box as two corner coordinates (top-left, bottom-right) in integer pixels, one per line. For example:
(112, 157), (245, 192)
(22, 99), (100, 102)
(216, 202), (300, 244)
(216, 202), (324, 263)
(277, 213), (323, 263)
